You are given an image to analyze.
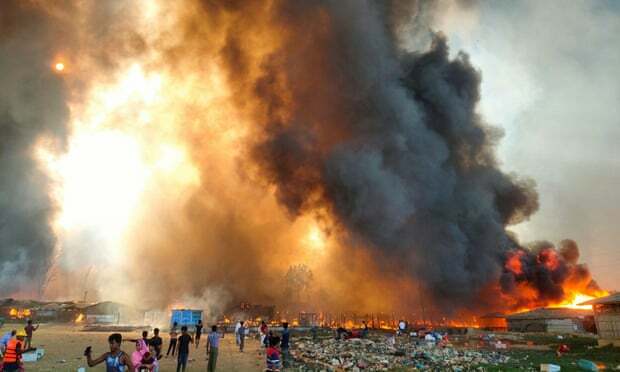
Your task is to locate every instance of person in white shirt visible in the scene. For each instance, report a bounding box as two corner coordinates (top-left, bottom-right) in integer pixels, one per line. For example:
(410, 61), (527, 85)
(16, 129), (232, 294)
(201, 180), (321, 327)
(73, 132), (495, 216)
(234, 321), (242, 346)
(398, 320), (406, 335)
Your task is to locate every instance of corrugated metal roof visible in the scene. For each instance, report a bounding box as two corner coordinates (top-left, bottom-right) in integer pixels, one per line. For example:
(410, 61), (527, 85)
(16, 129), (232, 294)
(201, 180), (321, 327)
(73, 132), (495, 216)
(579, 293), (620, 306)
(506, 307), (592, 320)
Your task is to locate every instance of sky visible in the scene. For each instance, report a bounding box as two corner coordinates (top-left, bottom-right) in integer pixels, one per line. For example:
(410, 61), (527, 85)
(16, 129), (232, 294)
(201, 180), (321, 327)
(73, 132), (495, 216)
(436, 0), (620, 289)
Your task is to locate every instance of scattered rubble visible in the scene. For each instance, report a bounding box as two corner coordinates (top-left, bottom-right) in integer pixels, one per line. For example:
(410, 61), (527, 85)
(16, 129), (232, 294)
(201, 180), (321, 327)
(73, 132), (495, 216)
(290, 334), (511, 371)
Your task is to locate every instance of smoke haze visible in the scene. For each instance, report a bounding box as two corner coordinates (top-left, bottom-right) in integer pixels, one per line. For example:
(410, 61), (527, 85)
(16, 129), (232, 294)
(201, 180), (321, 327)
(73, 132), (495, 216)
(0, 0), (613, 315)
(0, 1), (70, 297)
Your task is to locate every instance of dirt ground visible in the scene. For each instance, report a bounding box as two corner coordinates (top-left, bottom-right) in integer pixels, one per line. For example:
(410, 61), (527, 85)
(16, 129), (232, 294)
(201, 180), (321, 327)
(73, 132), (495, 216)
(2, 323), (265, 371)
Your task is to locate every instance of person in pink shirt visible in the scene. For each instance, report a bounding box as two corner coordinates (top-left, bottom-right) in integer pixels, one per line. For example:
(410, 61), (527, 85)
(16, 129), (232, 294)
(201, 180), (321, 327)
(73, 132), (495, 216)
(131, 340), (148, 371)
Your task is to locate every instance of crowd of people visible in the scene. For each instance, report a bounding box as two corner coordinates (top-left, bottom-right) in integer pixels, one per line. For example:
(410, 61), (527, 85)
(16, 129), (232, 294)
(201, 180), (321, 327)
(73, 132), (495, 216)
(0, 317), (294, 371)
(0, 320), (39, 371)
(85, 324), (200, 372)
(82, 319), (293, 372)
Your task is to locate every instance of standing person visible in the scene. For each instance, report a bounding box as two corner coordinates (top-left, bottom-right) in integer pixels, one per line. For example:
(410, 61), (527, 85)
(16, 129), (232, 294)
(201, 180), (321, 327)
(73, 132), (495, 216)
(265, 336), (281, 372)
(398, 320), (406, 336)
(2, 330), (28, 372)
(259, 321), (268, 348)
(84, 333), (132, 372)
(237, 321), (246, 352)
(166, 322), (179, 357)
(131, 340), (148, 371)
(206, 325), (220, 372)
(361, 321), (369, 338)
(281, 322), (290, 368)
(234, 321), (241, 346)
(311, 325), (318, 342)
(176, 326), (193, 372)
(0, 330), (16, 355)
(149, 328), (163, 359)
(145, 344), (159, 372)
(24, 319), (39, 349)
(194, 320), (203, 349)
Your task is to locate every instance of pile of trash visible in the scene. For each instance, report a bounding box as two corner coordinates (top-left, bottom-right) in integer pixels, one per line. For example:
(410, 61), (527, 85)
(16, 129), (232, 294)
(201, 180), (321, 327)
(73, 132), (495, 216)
(290, 335), (511, 371)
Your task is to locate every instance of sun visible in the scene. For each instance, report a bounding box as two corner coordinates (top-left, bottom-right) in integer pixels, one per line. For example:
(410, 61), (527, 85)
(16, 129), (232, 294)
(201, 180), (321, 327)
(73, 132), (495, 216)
(54, 62), (65, 72)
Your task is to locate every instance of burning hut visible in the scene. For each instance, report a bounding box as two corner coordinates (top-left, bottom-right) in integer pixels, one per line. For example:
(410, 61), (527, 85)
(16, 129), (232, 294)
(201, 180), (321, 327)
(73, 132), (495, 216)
(479, 313), (507, 331)
(32, 302), (89, 322)
(506, 308), (593, 333)
(226, 303), (275, 324)
(0, 299), (42, 320)
(580, 293), (620, 346)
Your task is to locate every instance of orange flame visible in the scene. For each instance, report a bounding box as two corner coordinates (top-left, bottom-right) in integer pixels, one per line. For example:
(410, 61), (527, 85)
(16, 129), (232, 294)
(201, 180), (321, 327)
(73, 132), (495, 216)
(505, 251), (524, 274)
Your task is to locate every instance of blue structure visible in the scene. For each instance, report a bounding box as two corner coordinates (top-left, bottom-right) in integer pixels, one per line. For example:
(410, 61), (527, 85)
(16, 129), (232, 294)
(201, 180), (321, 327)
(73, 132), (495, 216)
(171, 309), (203, 329)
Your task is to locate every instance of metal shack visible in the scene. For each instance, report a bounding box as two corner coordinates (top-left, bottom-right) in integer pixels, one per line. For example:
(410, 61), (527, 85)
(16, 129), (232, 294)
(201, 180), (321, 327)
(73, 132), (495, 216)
(580, 293), (620, 346)
(171, 309), (203, 330)
(506, 307), (593, 333)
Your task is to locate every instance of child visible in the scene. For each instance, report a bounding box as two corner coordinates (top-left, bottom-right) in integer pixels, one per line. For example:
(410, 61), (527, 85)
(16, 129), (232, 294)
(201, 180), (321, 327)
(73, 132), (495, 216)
(265, 336), (281, 372)
(138, 345), (157, 372)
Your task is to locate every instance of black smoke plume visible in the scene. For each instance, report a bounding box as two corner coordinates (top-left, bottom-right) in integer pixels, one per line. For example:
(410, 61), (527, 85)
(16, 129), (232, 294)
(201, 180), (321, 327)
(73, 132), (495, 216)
(207, 0), (540, 309)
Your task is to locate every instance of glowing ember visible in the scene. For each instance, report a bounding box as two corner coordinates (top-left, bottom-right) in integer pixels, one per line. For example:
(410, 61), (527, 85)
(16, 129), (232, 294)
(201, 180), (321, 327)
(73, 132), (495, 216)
(75, 313), (85, 323)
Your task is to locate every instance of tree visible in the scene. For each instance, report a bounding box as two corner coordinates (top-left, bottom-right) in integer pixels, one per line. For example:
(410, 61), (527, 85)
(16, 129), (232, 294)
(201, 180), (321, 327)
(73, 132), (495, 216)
(283, 264), (313, 303)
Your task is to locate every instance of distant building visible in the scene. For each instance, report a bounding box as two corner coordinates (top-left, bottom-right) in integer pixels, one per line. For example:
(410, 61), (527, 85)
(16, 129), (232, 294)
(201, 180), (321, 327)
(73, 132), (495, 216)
(84, 301), (142, 324)
(506, 307), (593, 333)
(580, 293), (620, 346)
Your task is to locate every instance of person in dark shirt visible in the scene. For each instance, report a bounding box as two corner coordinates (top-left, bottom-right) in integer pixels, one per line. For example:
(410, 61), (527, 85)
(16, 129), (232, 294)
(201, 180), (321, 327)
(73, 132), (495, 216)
(194, 320), (203, 349)
(149, 328), (163, 359)
(167, 322), (179, 357)
(176, 326), (193, 372)
(281, 322), (290, 368)
(237, 322), (246, 352)
(24, 320), (39, 349)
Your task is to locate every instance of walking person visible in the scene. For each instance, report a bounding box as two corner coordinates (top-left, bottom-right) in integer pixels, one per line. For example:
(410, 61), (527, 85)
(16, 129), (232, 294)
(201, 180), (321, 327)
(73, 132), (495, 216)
(84, 333), (132, 372)
(166, 322), (179, 357)
(234, 321), (241, 346)
(176, 326), (193, 372)
(206, 325), (220, 372)
(237, 321), (246, 352)
(23, 320), (39, 349)
(281, 322), (290, 368)
(259, 321), (268, 349)
(195, 320), (203, 349)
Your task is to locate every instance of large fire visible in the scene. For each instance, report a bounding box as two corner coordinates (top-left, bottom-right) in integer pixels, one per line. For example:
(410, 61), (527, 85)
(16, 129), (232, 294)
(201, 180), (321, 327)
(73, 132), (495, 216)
(501, 243), (608, 312)
(5, 0), (610, 318)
